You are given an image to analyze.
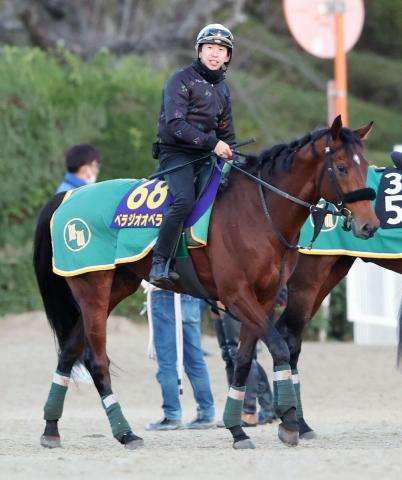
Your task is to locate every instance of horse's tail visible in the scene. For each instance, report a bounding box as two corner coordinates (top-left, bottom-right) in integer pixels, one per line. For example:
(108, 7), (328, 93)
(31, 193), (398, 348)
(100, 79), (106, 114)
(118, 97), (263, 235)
(397, 298), (402, 370)
(33, 193), (81, 349)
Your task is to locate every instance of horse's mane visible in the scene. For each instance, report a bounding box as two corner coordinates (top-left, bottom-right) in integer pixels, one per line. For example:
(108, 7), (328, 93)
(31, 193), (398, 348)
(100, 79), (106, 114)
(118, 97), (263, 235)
(242, 127), (362, 175)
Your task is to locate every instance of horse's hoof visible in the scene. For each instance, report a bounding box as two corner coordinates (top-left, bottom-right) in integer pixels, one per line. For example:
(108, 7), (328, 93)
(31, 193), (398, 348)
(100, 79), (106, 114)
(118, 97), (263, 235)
(40, 434), (61, 448)
(120, 431), (144, 450)
(124, 438), (144, 450)
(278, 423), (299, 446)
(233, 439), (256, 450)
(300, 430), (316, 440)
(298, 417), (315, 439)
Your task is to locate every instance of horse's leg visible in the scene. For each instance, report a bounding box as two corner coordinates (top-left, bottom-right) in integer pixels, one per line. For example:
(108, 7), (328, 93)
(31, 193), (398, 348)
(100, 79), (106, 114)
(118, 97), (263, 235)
(222, 323), (258, 450)
(78, 266), (142, 365)
(224, 281), (299, 446)
(227, 300), (298, 447)
(261, 316), (300, 446)
(41, 319), (86, 448)
(79, 267), (143, 441)
(67, 271), (143, 449)
(77, 265), (143, 384)
(220, 283), (296, 448)
(278, 255), (355, 439)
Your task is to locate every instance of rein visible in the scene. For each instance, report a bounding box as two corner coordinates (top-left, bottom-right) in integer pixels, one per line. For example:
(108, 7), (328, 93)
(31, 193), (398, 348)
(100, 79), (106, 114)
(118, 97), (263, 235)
(224, 159), (332, 250)
(148, 138), (256, 180)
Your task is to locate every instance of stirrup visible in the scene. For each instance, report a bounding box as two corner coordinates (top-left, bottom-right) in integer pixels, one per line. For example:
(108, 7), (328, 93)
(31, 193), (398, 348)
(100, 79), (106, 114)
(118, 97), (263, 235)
(149, 257), (179, 287)
(165, 257), (180, 282)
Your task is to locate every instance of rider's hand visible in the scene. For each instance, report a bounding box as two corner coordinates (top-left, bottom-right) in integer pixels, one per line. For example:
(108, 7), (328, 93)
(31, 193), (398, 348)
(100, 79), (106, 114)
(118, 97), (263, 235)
(214, 140), (232, 158)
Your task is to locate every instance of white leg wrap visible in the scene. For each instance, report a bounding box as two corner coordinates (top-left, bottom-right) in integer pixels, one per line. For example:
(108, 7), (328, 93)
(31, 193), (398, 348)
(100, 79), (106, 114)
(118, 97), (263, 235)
(53, 372), (70, 387)
(273, 369), (292, 381)
(103, 394), (118, 409)
(228, 386), (246, 400)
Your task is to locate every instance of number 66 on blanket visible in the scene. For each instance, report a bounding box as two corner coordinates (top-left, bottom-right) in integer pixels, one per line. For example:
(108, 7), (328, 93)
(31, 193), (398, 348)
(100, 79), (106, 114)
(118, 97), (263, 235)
(127, 180), (169, 211)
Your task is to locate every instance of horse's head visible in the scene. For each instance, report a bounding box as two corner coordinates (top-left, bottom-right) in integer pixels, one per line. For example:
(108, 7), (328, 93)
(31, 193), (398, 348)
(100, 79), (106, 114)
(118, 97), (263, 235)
(315, 115), (379, 239)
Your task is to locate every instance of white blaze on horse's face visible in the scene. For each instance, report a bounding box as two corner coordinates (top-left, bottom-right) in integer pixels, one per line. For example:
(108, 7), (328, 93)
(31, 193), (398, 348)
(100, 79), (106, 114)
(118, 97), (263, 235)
(353, 154), (361, 165)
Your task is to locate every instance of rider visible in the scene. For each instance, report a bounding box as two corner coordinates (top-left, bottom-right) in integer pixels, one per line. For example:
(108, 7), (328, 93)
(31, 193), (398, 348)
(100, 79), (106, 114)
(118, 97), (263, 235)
(149, 23), (236, 286)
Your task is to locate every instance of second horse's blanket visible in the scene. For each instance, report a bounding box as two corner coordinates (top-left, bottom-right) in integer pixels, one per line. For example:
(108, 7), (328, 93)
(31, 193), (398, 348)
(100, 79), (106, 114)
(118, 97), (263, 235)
(299, 166), (402, 258)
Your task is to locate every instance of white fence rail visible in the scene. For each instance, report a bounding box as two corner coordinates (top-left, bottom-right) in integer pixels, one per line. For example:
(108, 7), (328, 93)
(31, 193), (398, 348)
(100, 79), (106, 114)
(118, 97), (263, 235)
(346, 259), (402, 345)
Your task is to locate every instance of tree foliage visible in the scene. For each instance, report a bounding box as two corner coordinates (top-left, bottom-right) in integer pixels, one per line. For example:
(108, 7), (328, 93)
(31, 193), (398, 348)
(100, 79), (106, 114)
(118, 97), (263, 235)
(0, 48), (165, 313)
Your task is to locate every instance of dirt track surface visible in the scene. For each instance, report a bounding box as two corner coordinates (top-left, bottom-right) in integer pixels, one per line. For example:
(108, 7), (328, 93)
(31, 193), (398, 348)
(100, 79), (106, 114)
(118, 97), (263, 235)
(1, 311), (402, 480)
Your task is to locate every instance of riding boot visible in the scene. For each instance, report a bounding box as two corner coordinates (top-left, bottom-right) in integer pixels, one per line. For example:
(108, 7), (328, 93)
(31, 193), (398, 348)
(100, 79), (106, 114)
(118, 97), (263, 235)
(149, 254), (179, 287)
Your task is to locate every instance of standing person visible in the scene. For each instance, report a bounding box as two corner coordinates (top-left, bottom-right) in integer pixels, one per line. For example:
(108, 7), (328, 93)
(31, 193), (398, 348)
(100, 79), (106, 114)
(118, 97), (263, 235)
(149, 23), (236, 286)
(56, 144), (100, 193)
(144, 283), (215, 430)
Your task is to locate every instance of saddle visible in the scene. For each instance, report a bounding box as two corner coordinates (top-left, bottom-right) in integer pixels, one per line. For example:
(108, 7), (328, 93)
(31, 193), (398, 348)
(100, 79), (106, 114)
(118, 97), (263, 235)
(194, 156), (217, 200)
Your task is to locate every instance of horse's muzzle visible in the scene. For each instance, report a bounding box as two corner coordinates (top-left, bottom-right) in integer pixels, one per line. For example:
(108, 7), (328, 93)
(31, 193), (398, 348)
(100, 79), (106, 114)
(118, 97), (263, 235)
(351, 219), (378, 239)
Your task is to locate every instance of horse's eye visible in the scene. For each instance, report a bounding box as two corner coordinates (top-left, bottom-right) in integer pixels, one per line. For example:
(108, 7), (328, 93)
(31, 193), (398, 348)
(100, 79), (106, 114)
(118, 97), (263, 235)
(336, 164), (347, 175)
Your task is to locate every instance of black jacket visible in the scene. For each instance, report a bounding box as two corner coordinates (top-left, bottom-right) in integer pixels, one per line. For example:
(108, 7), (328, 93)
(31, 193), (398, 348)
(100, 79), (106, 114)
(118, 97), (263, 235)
(156, 60), (236, 152)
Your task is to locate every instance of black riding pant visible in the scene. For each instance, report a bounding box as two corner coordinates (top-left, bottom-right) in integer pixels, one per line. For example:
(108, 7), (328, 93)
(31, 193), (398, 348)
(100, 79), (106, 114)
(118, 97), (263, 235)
(153, 147), (207, 259)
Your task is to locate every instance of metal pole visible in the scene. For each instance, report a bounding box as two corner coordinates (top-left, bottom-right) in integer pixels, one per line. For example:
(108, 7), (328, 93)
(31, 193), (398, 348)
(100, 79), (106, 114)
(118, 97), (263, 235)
(174, 293), (184, 395)
(334, 1), (348, 125)
(327, 79), (337, 125)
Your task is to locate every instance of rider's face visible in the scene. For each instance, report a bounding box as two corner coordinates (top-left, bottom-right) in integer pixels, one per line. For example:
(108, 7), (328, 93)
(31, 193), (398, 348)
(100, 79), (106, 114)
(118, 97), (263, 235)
(198, 43), (230, 70)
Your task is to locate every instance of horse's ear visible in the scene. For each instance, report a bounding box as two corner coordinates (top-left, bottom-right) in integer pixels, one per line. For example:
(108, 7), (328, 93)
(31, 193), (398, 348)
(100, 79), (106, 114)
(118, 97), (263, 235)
(354, 121), (374, 140)
(330, 115), (343, 140)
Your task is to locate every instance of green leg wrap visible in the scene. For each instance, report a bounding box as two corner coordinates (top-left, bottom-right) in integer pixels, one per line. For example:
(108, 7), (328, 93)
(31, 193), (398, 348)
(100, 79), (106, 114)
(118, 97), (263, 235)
(292, 368), (304, 419)
(273, 364), (297, 417)
(43, 370), (70, 421)
(223, 385), (246, 428)
(273, 379), (278, 412)
(102, 396), (131, 440)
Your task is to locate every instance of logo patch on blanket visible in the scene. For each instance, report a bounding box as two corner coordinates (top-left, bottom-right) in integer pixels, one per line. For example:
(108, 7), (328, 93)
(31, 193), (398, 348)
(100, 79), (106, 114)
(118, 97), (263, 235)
(299, 166), (402, 258)
(64, 218), (92, 251)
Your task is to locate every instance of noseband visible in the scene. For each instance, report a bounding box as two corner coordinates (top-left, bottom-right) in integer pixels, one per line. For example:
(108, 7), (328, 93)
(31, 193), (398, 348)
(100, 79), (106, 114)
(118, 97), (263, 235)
(316, 134), (376, 231)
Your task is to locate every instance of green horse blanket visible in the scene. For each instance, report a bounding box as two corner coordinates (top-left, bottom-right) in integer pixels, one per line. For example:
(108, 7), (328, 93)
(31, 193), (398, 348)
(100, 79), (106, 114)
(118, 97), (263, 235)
(51, 177), (215, 277)
(299, 166), (402, 258)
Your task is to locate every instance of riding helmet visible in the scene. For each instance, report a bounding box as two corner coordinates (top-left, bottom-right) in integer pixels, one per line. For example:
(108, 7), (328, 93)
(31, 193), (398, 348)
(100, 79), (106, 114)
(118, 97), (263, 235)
(195, 23), (234, 62)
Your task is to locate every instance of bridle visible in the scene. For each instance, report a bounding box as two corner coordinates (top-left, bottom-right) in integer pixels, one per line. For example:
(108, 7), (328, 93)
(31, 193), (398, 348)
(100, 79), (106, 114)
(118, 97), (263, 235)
(315, 134), (375, 232)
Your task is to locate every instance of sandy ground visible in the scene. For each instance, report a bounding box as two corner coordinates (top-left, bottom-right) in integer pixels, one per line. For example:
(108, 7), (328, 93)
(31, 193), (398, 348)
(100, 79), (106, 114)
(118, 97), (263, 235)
(1, 311), (402, 480)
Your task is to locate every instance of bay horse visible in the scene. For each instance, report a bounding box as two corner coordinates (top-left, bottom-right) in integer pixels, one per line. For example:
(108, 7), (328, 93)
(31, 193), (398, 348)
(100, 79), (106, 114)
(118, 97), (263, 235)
(33, 115), (379, 450)
(276, 252), (402, 439)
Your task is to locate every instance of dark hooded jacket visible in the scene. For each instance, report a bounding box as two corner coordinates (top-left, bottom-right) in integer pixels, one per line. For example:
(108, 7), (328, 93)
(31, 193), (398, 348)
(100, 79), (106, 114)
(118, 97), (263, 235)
(156, 60), (236, 152)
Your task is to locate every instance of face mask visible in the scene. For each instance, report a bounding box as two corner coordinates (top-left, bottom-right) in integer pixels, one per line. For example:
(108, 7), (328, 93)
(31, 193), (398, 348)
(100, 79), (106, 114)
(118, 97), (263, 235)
(87, 174), (97, 184)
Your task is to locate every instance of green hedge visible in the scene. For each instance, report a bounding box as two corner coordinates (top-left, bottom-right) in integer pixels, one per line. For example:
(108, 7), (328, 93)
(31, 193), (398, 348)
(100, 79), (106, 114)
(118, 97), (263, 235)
(0, 47), (164, 314)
